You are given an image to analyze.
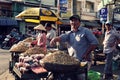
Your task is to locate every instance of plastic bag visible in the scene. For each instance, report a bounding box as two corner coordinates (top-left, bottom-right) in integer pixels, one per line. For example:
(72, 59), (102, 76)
(88, 70), (101, 80)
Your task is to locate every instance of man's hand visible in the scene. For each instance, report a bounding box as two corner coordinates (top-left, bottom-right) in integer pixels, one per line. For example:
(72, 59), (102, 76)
(50, 37), (61, 47)
(50, 38), (56, 46)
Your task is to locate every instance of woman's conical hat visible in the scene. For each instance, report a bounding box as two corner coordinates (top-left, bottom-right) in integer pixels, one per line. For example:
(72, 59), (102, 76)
(34, 24), (46, 31)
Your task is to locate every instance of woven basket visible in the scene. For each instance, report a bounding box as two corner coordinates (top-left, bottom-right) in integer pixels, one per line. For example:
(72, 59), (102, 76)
(9, 41), (29, 53)
(41, 62), (80, 72)
(40, 51), (80, 72)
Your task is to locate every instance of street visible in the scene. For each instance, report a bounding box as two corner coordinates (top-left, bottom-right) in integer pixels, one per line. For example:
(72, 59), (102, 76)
(0, 49), (10, 74)
(0, 49), (15, 80)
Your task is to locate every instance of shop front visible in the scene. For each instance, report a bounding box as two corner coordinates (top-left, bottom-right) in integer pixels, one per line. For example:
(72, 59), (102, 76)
(0, 18), (18, 35)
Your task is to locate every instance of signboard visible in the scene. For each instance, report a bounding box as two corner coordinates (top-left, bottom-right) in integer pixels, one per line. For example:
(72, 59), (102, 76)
(60, 0), (68, 13)
(114, 7), (120, 14)
(100, 8), (107, 15)
(60, 0), (67, 4)
(99, 8), (108, 22)
(60, 6), (67, 13)
(113, 7), (120, 29)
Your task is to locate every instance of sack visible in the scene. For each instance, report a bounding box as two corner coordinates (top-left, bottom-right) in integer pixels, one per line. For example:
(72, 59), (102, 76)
(88, 70), (101, 80)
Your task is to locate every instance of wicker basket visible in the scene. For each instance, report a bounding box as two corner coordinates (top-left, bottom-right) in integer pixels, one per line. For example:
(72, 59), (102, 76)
(9, 41), (29, 53)
(40, 51), (80, 72)
(40, 62), (80, 72)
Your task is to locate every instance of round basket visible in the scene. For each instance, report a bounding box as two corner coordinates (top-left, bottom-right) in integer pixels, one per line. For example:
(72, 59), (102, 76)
(40, 62), (80, 72)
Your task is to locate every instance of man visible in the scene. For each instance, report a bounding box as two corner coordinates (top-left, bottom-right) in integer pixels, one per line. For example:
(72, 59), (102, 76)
(45, 22), (56, 48)
(50, 15), (99, 69)
(103, 21), (120, 80)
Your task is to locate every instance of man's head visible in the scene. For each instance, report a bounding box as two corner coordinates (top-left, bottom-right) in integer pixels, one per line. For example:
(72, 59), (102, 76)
(105, 21), (112, 30)
(69, 15), (81, 31)
(105, 21), (112, 26)
(45, 22), (52, 31)
(69, 15), (81, 22)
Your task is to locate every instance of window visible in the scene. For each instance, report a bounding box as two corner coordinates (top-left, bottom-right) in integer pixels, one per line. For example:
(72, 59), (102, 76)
(86, 2), (94, 12)
(0, 7), (12, 17)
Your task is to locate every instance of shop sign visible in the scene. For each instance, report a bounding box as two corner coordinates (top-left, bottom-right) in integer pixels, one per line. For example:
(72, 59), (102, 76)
(0, 18), (17, 26)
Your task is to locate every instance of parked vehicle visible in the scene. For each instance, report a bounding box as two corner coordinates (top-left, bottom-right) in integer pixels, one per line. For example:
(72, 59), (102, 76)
(1, 35), (19, 49)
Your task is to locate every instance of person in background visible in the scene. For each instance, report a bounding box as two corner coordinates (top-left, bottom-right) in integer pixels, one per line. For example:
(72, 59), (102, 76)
(102, 21), (120, 80)
(45, 22), (56, 48)
(26, 30), (34, 37)
(50, 15), (99, 70)
(32, 24), (47, 51)
(9, 28), (19, 39)
(9, 28), (20, 45)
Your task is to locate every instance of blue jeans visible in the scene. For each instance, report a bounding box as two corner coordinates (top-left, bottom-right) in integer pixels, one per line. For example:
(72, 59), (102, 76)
(104, 51), (113, 74)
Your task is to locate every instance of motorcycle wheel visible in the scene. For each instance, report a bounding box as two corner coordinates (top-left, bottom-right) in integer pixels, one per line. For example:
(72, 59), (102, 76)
(1, 41), (9, 49)
(1, 42), (6, 49)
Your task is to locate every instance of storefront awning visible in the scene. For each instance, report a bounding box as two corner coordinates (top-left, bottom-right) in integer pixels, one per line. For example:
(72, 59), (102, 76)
(0, 18), (17, 26)
(58, 19), (100, 27)
(82, 20), (100, 27)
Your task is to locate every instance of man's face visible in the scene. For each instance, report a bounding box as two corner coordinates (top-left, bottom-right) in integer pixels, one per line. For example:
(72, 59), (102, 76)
(45, 27), (51, 31)
(105, 24), (111, 30)
(70, 18), (80, 31)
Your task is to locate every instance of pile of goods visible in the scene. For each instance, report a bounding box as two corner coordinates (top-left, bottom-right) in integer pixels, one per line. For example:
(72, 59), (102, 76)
(10, 39), (80, 74)
(23, 46), (47, 56)
(15, 47), (47, 74)
(9, 41), (29, 53)
(40, 51), (80, 72)
(22, 37), (34, 43)
(9, 37), (34, 53)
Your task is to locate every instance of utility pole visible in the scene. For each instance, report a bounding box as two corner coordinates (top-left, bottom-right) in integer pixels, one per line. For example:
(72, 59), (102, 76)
(73, 0), (77, 15)
(57, 0), (60, 16)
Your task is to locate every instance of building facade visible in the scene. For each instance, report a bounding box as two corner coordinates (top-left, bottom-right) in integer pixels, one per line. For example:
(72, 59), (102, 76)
(0, 0), (18, 35)
(61, 0), (101, 20)
(0, 0), (102, 35)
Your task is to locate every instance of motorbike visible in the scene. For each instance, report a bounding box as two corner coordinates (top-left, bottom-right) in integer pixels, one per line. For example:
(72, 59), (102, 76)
(1, 35), (18, 49)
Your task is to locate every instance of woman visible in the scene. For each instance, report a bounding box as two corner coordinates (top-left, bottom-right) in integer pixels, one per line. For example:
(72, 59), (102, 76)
(32, 24), (47, 51)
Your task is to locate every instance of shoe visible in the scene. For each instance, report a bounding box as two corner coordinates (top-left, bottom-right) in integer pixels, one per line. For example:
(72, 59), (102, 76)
(103, 74), (113, 80)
